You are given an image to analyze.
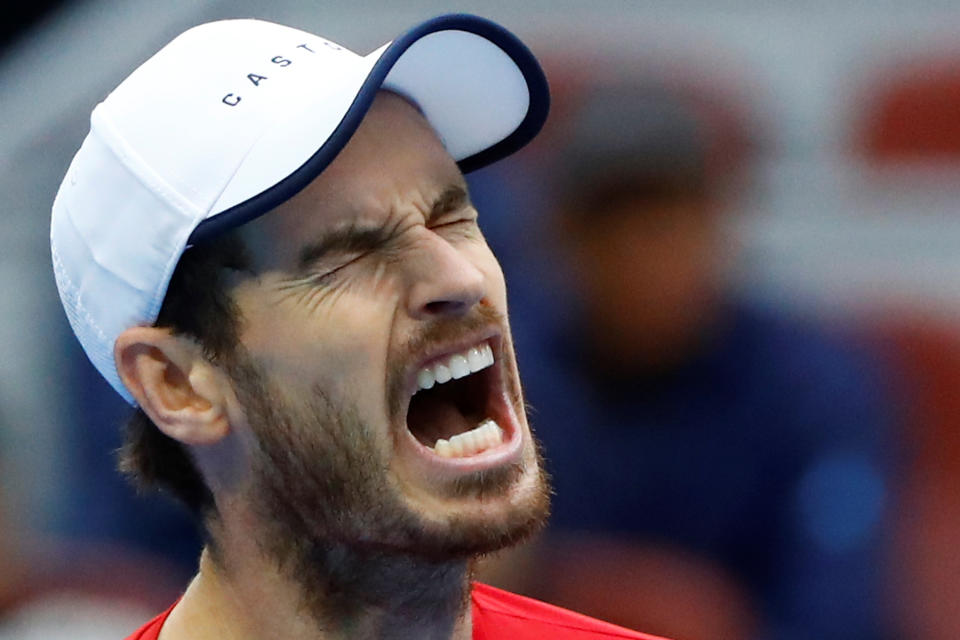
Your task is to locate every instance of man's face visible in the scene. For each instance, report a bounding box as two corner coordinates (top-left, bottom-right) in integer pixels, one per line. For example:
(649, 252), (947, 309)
(568, 194), (726, 369)
(225, 92), (548, 560)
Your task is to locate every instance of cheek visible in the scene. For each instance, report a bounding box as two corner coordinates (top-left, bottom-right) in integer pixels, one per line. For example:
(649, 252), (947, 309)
(238, 283), (398, 397)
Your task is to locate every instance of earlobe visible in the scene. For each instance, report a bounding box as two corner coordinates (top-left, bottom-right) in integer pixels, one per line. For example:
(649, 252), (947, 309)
(114, 327), (231, 446)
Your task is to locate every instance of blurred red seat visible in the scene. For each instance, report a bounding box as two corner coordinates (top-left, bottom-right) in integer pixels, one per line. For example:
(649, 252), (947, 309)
(864, 313), (960, 640)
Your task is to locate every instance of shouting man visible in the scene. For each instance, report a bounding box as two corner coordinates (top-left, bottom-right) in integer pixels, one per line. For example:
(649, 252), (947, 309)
(51, 14), (663, 640)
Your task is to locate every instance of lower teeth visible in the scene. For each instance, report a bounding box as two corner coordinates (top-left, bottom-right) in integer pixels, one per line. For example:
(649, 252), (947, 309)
(433, 418), (503, 458)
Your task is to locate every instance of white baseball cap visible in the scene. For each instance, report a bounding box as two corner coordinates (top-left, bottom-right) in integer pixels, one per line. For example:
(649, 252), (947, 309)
(51, 14), (549, 404)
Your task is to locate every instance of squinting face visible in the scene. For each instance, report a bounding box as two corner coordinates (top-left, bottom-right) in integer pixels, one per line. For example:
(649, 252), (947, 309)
(226, 91), (548, 560)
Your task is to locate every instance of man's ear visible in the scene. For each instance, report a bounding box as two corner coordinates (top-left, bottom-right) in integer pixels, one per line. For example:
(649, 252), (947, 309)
(114, 327), (232, 446)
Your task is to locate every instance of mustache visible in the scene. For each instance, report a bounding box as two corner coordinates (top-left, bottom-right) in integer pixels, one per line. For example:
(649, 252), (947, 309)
(386, 303), (507, 418)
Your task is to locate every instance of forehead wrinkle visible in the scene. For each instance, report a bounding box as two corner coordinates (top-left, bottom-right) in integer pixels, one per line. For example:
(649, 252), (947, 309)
(272, 180), (469, 277)
(291, 191), (411, 272)
(341, 180), (469, 245)
(383, 181), (469, 230)
(290, 167), (468, 275)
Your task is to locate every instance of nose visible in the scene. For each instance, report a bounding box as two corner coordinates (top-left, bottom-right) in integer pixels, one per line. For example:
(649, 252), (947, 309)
(405, 235), (486, 319)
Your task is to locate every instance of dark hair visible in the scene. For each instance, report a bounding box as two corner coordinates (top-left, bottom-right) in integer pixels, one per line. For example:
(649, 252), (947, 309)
(552, 81), (754, 224)
(117, 231), (251, 518)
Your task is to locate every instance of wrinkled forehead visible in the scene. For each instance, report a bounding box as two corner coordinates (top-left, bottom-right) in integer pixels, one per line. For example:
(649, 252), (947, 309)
(237, 90), (466, 272)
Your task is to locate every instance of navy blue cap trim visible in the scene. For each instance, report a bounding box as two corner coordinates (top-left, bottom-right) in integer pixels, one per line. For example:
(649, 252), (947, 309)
(188, 13), (550, 245)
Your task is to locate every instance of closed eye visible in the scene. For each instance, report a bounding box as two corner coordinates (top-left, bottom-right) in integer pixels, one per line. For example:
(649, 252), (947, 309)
(429, 206), (479, 232)
(427, 222), (476, 248)
(308, 251), (369, 285)
(432, 218), (474, 229)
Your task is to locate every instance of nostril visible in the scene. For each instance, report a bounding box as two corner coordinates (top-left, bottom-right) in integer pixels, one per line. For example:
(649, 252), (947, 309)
(424, 299), (468, 315)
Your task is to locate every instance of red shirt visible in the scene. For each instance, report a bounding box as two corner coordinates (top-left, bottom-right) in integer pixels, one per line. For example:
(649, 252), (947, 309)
(126, 582), (665, 639)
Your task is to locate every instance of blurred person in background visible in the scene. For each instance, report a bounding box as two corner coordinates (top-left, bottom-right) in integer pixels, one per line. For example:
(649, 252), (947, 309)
(478, 80), (897, 640)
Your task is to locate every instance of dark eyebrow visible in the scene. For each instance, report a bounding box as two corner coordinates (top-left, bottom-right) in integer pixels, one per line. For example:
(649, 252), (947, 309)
(426, 184), (469, 225)
(295, 184), (470, 273)
(296, 224), (389, 273)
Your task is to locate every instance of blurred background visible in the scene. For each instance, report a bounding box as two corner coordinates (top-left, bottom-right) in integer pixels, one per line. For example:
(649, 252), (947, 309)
(5, 1), (960, 638)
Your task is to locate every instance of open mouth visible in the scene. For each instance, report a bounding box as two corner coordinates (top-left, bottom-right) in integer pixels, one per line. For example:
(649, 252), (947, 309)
(405, 341), (509, 459)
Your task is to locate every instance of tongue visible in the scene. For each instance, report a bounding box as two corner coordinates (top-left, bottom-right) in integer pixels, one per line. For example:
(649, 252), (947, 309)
(406, 397), (472, 447)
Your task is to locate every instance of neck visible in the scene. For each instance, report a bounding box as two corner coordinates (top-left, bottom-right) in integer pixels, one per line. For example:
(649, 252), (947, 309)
(162, 531), (473, 640)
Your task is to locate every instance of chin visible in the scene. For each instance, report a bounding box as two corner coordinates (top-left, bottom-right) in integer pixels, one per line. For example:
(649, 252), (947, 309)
(390, 446), (550, 561)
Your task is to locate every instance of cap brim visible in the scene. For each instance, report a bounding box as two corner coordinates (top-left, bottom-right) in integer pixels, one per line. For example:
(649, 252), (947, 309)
(189, 13), (549, 244)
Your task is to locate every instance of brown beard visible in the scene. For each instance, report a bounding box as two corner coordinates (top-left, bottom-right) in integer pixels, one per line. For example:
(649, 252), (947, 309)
(219, 306), (550, 624)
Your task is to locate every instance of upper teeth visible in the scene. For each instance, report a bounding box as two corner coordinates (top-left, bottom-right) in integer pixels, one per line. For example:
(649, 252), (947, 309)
(416, 343), (494, 391)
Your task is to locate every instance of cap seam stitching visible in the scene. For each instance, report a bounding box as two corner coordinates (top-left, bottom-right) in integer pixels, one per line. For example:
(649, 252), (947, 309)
(91, 108), (206, 223)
